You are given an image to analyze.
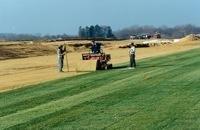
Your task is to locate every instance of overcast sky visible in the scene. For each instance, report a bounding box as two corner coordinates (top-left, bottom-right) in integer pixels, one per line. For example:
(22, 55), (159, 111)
(0, 0), (199, 35)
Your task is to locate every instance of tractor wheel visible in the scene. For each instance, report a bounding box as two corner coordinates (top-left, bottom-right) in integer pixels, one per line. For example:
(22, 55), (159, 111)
(96, 60), (102, 70)
(101, 62), (108, 70)
(107, 64), (113, 69)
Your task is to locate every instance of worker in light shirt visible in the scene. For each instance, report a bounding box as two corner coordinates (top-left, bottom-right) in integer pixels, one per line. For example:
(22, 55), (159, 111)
(57, 45), (66, 72)
(129, 43), (136, 68)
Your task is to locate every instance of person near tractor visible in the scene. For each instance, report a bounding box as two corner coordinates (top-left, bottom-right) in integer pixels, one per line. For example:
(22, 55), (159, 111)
(129, 43), (136, 68)
(91, 40), (101, 54)
(57, 45), (66, 72)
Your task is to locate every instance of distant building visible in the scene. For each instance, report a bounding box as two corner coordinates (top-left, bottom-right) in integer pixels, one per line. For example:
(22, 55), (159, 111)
(130, 32), (161, 40)
(154, 32), (161, 39)
(130, 34), (152, 40)
(130, 35), (137, 40)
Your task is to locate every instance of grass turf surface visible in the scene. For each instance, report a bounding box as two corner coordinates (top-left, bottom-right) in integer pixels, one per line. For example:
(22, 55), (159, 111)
(0, 48), (200, 129)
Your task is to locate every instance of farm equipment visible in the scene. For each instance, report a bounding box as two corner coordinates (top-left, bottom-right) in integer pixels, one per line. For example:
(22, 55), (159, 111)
(82, 41), (112, 70)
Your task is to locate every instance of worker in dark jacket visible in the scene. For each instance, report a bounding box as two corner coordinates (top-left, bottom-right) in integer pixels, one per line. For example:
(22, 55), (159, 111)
(91, 40), (101, 54)
(57, 45), (66, 72)
(129, 43), (136, 68)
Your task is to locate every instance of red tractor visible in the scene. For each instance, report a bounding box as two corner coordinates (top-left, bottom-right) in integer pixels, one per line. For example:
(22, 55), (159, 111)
(82, 41), (112, 70)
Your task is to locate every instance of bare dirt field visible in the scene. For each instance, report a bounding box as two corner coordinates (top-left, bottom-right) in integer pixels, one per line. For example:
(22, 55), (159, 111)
(0, 39), (199, 92)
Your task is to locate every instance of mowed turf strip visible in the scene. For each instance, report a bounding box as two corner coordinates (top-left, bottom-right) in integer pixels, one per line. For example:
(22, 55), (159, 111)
(0, 48), (200, 129)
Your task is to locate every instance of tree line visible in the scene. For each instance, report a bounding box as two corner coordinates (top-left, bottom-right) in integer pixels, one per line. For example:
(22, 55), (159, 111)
(79, 25), (115, 38)
(0, 33), (70, 41)
(1, 24), (200, 41)
(114, 24), (200, 38)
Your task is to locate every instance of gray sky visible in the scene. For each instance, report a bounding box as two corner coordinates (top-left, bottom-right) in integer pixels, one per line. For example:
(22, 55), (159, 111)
(0, 0), (199, 35)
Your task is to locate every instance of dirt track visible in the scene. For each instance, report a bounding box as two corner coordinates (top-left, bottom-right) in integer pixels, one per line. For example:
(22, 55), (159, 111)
(0, 40), (199, 92)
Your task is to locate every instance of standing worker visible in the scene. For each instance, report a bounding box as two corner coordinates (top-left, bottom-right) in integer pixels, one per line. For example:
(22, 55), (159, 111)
(129, 43), (136, 68)
(57, 45), (66, 72)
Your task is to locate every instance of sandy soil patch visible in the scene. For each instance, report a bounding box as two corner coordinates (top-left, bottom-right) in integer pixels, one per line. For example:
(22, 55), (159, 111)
(0, 40), (199, 92)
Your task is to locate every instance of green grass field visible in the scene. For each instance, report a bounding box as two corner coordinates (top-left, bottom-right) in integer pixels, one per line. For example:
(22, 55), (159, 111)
(0, 48), (200, 129)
